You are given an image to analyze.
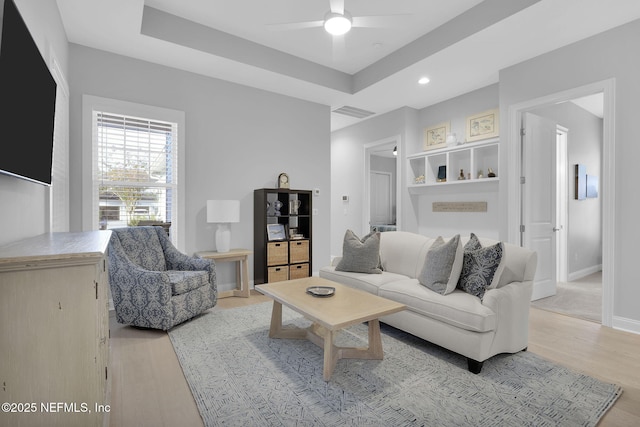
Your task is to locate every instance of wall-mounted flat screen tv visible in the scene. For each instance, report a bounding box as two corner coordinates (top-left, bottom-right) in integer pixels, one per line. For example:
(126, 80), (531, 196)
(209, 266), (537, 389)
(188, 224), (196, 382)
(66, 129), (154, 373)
(0, 0), (57, 186)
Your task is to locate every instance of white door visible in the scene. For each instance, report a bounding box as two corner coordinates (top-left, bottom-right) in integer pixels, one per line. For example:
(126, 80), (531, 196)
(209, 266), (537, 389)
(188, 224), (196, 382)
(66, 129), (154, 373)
(522, 112), (558, 300)
(370, 171), (392, 226)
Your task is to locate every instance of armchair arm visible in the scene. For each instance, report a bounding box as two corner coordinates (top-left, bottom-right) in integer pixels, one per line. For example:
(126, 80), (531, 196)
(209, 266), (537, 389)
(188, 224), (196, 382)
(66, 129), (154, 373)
(174, 256), (216, 293)
(167, 249), (213, 271)
(154, 228), (216, 288)
(482, 280), (533, 354)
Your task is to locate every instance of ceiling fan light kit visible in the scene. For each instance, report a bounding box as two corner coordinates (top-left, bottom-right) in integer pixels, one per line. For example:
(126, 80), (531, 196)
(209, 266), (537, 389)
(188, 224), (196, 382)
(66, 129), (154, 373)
(324, 11), (352, 35)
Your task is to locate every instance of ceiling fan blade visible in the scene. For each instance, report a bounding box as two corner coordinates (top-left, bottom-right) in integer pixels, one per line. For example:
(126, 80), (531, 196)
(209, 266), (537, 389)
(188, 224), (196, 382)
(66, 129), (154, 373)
(352, 14), (412, 28)
(332, 34), (346, 60)
(329, 0), (345, 14)
(266, 20), (324, 31)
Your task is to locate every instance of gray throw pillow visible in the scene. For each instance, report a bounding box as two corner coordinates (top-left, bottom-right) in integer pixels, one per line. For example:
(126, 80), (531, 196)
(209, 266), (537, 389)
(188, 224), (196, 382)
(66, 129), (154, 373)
(335, 230), (382, 274)
(457, 241), (504, 299)
(418, 235), (463, 295)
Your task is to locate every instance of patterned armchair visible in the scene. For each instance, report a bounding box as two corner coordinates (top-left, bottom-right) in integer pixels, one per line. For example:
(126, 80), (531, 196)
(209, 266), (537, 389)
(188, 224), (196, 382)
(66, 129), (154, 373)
(108, 226), (217, 330)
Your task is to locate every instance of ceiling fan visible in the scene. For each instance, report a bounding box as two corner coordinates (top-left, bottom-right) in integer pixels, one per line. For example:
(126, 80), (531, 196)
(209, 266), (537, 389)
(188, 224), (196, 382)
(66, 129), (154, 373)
(267, 0), (409, 36)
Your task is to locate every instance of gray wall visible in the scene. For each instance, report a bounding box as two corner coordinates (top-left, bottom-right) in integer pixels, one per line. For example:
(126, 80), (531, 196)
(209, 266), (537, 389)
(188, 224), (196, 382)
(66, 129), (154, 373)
(330, 107), (418, 257)
(68, 45), (331, 290)
(530, 102), (603, 278)
(499, 19), (640, 327)
(330, 84), (501, 257)
(0, 0), (69, 246)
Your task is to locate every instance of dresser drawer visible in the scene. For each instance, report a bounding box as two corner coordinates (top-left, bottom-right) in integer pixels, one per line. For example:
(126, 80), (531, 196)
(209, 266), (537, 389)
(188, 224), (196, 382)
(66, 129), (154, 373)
(267, 266), (289, 282)
(267, 242), (288, 266)
(289, 240), (309, 264)
(289, 263), (309, 280)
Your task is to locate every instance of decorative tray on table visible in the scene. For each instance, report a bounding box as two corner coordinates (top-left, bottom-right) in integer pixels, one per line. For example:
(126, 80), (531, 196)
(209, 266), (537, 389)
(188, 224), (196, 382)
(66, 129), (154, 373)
(306, 286), (335, 297)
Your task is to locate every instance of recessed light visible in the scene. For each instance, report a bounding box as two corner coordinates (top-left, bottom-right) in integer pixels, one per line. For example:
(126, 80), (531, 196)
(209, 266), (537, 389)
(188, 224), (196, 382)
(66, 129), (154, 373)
(418, 77), (430, 85)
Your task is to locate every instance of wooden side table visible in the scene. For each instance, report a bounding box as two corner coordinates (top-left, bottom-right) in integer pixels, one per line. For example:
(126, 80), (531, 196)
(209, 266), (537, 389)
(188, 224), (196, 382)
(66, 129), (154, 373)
(196, 249), (252, 298)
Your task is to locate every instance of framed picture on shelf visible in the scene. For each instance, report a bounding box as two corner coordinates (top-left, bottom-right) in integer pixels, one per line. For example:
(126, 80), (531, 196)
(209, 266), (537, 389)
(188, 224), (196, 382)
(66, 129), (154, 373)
(266, 223), (286, 241)
(423, 122), (450, 151)
(465, 109), (499, 142)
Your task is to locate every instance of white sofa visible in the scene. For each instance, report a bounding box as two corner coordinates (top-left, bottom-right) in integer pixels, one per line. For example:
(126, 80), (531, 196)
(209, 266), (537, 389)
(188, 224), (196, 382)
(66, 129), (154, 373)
(319, 231), (537, 373)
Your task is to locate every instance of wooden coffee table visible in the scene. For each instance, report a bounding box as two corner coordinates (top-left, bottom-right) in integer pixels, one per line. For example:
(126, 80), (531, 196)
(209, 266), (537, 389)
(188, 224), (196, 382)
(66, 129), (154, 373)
(255, 277), (405, 381)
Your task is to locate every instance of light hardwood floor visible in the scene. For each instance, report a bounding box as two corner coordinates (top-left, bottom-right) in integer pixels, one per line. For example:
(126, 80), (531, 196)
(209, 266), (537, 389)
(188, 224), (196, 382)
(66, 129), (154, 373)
(108, 291), (640, 426)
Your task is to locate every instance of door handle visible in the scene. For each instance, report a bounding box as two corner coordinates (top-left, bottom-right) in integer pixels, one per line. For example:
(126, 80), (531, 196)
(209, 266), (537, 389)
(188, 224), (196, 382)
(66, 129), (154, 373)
(552, 226), (563, 232)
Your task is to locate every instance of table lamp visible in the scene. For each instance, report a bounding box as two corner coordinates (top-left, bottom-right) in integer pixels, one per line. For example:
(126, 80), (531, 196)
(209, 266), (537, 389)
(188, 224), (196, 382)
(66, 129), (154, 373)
(207, 200), (240, 253)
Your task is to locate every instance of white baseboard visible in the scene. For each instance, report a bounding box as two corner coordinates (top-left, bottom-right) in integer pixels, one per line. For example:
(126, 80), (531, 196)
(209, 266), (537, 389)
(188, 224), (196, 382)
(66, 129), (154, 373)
(612, 316), (640, 335)
(568, 264), (602, 282)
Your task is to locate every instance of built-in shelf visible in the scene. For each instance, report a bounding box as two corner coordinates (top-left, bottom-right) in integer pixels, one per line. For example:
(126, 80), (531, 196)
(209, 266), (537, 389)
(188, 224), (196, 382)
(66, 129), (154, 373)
(407, 138), (499, 192)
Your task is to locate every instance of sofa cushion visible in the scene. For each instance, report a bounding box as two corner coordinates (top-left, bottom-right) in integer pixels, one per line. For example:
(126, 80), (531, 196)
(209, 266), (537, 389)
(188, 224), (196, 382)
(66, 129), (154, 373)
(379, 231), (433, 278)
(320, 266), (408, 295)
(457, 242), (504, 299)
(335, 229), (382, 274)
(417, 235), (463, 295)
(378, 279), (496, 333)
(167, 270), (210, 296)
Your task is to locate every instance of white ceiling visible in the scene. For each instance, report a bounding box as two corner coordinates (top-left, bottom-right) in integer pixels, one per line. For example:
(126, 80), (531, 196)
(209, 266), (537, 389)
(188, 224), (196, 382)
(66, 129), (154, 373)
(55, 0), (640, 130)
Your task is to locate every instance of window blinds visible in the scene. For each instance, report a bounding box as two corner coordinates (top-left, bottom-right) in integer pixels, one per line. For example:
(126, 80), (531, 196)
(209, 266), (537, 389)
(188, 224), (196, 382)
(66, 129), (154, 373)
(93, 111), (177, 228)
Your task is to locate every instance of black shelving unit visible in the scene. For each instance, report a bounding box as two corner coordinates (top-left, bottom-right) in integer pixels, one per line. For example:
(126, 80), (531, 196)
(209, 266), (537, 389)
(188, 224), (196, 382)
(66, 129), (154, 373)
(253, 188), (312, 284)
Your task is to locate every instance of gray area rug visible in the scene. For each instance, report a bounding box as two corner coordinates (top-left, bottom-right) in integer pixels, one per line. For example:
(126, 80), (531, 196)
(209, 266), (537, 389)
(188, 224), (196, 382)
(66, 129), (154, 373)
(168, 302), (621, 426)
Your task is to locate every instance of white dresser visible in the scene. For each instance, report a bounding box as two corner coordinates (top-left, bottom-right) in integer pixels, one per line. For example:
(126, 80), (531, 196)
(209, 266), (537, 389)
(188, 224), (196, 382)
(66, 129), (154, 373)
(0, 231), (111, 427)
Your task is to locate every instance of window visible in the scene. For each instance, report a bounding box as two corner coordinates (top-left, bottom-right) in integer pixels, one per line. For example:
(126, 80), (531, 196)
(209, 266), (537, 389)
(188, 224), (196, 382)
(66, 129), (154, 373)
(94, 111), (176, 229)
(84, 96), (185, 247)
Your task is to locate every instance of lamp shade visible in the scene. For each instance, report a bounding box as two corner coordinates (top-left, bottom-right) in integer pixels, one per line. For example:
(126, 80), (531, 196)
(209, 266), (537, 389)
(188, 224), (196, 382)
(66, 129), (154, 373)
(207, 200), (240, 223)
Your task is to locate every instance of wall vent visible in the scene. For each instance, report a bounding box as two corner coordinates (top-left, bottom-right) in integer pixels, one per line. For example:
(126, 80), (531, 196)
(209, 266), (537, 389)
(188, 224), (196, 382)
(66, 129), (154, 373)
(332, 106), (375, 119)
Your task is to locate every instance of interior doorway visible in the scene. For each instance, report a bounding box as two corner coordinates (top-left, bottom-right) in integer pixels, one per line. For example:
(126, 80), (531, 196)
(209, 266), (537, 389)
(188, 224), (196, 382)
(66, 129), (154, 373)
(364, 136), (401, 235)
(525, 97), (603, 324)
(370, 171), (393, 226)
(508, 79), (614, 327)
(529, 120), (604, 324)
